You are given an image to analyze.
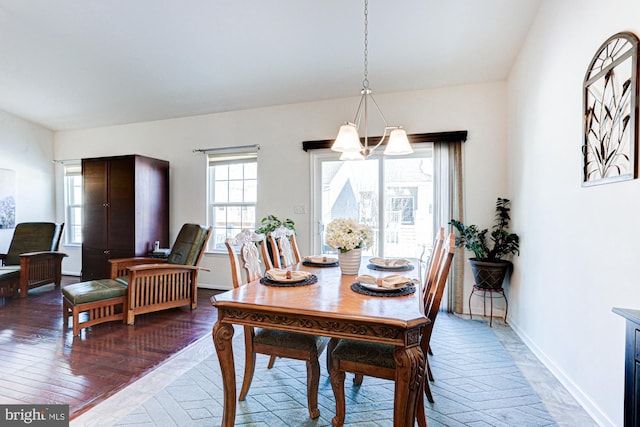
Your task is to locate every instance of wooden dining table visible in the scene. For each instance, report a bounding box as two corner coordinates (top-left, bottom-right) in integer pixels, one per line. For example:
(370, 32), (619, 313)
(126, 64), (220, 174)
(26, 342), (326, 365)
(211, 257), (429, 427)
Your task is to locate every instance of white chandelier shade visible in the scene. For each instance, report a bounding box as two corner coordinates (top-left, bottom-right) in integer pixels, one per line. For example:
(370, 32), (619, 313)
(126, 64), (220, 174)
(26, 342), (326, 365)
(332, 123), (362, 153)
(384, 128), (412, 155)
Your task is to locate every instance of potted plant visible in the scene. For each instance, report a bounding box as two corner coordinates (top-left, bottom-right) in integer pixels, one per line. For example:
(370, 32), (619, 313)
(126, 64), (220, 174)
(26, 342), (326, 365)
(255, 215), (295, 265)
(449, 197), (520, 289)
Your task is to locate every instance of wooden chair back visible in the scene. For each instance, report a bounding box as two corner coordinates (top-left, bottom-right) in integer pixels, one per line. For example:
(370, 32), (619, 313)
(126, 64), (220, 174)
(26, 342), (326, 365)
(421, 233), (456, 353)
(4, 222), (65, 265)
(268, 226), (301, 268)
(421, 227), (445, 307)
(225, 229), (272, 288)
(166, 223), (212, 266)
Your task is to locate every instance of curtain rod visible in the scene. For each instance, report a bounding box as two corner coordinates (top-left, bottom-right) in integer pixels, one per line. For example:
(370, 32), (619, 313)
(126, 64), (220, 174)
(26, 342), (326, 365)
(193, 144), (260, 154)
(51, 159), (80, 164)
(301, 130), (468, 152)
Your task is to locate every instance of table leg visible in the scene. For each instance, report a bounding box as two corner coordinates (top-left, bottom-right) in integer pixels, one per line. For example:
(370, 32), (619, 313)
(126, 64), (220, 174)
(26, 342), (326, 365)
(213, 321), (236, 427)
(393, 345), (425, 427)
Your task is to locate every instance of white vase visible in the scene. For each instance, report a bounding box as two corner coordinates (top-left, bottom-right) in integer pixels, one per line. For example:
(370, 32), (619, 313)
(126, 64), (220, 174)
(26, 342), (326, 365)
(338, 248), (362, 275)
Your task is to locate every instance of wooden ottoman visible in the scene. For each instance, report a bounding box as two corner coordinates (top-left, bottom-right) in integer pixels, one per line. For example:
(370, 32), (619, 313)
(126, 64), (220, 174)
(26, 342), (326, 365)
(62, 279), (127, 336)
(0, 267), (20, 298)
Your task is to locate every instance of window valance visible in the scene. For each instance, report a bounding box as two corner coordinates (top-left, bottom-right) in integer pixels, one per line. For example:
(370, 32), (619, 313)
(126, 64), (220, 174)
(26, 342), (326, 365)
(301, 130), (467, 152)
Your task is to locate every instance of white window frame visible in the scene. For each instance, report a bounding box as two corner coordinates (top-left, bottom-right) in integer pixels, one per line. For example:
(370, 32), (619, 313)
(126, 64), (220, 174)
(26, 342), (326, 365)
(310, 145), (433, 256)
(63, 162), (82, 245)
(206, 148), (258, 252)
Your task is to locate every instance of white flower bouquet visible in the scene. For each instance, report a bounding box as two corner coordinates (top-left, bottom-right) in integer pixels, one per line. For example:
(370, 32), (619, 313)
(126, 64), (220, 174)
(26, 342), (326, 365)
(325, 218), (373, 253)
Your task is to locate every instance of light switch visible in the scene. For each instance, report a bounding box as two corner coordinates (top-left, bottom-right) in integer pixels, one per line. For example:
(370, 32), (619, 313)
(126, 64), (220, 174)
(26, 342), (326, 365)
(294, 204), (306, 214)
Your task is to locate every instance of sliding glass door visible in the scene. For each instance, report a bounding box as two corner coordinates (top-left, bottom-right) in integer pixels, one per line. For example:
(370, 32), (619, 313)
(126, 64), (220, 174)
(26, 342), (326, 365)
(312, 146), (434, 259)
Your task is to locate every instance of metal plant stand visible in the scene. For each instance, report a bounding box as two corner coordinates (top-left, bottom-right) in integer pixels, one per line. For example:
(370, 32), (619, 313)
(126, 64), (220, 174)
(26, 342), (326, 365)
(469, 285), (508, 327)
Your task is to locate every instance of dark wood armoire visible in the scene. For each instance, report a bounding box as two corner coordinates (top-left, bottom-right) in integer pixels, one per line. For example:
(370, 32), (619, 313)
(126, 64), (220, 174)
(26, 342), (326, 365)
(81, 154), (169, 281)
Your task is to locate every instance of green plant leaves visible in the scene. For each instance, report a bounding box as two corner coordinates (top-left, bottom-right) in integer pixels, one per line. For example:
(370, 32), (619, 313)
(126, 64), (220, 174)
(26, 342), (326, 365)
(255, 215), (295, 235)
(449, 198), (519, 261)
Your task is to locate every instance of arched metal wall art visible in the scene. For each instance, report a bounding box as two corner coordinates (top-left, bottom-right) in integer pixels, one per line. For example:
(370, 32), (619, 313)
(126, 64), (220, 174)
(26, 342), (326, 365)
(583, 32), (639, 186)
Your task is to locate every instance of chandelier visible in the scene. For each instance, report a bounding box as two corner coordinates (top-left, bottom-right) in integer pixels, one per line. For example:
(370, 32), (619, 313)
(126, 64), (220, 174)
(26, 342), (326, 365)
(331, 0), (412, 160)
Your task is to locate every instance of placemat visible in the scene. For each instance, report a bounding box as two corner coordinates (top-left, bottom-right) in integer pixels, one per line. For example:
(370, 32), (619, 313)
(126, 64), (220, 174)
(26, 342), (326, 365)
(260, 274), (318, 287)
(302, 260), (339, 268)
(350, 282), (416, 297)
(367, 263), (414, 272)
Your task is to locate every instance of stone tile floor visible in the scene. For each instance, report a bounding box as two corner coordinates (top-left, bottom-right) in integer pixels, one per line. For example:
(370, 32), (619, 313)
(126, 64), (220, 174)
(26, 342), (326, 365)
(71, 314), (597, 427)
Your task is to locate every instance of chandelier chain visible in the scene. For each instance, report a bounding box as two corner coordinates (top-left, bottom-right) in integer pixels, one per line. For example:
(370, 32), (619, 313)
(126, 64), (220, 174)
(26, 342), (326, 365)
(331, 0), (411, 159)
(363, 0), (369, 89)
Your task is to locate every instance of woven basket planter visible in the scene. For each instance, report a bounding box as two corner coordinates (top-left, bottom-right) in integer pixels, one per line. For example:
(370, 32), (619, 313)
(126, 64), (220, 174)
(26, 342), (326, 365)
(469, 259), (512, 290)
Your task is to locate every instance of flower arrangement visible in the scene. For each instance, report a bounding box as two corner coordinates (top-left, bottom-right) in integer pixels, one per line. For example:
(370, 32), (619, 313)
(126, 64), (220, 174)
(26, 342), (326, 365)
(325, 218), (373, 253)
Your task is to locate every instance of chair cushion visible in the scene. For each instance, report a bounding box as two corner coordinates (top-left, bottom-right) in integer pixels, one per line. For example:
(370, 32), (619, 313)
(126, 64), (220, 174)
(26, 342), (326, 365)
(62, 279), (127, 305)
(5, 222), (60, 265)
(167, 224), (209, 266)
(254, 328), (325, 352)
(332, 339), (396, 370)
(0, 266), (20, 280)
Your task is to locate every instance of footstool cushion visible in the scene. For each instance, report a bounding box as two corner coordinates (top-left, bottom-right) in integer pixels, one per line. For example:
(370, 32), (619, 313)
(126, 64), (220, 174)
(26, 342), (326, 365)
(62, 279), (127, 336)
(62, 279), (127, 304)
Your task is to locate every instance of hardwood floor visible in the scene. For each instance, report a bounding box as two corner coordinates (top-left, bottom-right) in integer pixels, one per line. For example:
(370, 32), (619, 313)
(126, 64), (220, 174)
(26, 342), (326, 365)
(0, 275), (220, 420)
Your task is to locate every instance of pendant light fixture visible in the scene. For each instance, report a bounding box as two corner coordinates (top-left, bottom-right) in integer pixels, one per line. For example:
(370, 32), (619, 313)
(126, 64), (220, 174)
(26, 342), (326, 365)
(331, 0), (412, 160)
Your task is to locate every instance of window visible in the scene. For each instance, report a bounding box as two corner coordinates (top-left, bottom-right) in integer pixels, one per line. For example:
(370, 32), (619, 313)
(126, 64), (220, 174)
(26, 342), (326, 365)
(312, 146), (433, 258)
(207, 150), (258, 251)
(64, 163), (82, 244)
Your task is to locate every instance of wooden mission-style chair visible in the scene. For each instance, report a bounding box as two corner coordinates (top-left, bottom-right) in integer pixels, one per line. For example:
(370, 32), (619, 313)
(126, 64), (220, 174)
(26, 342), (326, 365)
(63, 223), (210, 335)
(327, 232), (456, 427)
(225, 228), (329, 419)
(267, 225), (301, 268)
(0, 222), (67, 298)
(108, 223), (212, 325)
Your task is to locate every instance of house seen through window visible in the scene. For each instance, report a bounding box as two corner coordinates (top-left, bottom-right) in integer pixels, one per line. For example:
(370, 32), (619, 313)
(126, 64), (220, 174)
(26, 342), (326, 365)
(313, 146), (433, 258)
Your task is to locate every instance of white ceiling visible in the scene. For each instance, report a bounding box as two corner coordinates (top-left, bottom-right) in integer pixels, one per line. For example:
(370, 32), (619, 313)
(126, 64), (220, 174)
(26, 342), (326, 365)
(0, 0), (541, 131)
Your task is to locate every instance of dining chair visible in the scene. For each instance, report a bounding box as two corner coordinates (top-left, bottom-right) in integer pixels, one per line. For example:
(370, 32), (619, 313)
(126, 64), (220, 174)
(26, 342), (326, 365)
(267, 225), (301, 268)
(327, 233), (455, 427)
(224, 229), (329, 419)
(419, 229), (448, 405)
(423, 228), (445, 374)
(264, 224), (303, 369)
(352, 227), (445, 388)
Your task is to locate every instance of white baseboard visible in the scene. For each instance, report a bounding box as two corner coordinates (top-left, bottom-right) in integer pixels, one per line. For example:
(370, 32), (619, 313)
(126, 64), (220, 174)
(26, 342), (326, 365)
(62, 271), (81, 277)
(197, 283), (233, 291)
(507, 317), (613, 427)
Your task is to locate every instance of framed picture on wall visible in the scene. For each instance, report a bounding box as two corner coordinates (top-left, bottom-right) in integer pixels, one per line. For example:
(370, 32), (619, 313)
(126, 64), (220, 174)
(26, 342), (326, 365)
(583, 32), (640, 186)
(0, 168), (16, 229)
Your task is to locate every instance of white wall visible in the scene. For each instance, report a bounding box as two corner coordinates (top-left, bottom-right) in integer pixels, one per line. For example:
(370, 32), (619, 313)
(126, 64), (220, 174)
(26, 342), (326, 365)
(54, 81), (507, 296)
(507, 0), (640, 425)
(0, 109), (55, 254)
